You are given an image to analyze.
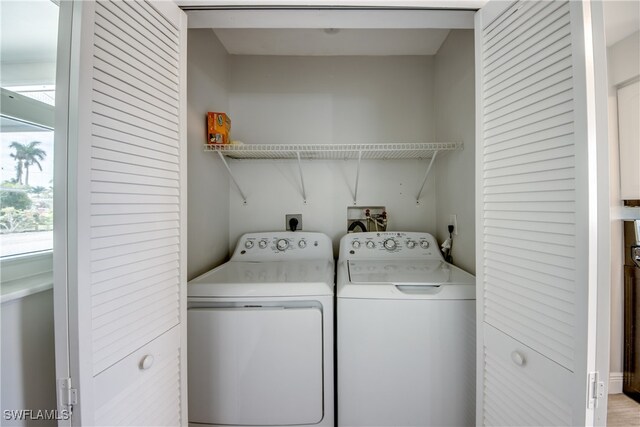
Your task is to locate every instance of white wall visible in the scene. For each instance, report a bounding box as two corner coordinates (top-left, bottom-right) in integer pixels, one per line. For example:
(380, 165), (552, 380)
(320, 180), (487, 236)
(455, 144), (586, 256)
(228, 55), (434, 145)
(187, 29), (231, 279)
(225, 55), (436, 254)
(1, 291), (56, 426)
(227, 159), (437, 255)
(607, 30), (639, 387)
(433, 30), (476, 274)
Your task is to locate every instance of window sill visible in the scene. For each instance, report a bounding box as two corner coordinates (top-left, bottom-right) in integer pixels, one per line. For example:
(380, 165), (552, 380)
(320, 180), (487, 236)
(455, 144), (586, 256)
(1, 272), (53, 303)
(1, 251), (53, 304)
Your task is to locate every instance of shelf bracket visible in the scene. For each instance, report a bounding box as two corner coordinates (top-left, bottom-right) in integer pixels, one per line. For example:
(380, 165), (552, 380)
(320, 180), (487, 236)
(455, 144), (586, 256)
(354, 150), (362, 205)
(217, 151), (247, 204)
(416, 151), (438, 204)
(296, 152), (307, 204)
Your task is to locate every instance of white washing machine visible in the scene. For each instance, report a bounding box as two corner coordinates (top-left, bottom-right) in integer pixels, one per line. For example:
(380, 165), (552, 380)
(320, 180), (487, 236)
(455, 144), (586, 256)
(187, 232), (334, 427)
(337, 232), (476, 427)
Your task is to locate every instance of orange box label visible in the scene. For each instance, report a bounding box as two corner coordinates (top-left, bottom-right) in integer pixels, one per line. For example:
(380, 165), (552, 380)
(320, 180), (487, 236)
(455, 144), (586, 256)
(207, 112), (231, 144)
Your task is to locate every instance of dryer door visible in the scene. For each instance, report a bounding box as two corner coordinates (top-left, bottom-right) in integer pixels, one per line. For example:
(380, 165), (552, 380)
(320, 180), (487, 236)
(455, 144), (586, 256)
(188, 306), (324, 425)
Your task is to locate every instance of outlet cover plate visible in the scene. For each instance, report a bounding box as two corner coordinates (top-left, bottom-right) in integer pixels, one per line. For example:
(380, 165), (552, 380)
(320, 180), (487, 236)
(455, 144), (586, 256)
(286, 214), (302, 231)
(448, 214), (458, 235)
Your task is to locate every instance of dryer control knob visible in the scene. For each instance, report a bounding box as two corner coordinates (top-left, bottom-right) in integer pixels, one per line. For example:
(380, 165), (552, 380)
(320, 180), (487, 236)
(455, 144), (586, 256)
(244, 240), (254, 249)
(366, 241), (376, 249)
(352, 241), (361, 249)
(259, 240), (268, 249)
(384, 239), (397, 251)
(298, 239), (307, 249)
(420, 241), (430, 249)
(277, 239), (289, 251)
(406, 240), (416, 249)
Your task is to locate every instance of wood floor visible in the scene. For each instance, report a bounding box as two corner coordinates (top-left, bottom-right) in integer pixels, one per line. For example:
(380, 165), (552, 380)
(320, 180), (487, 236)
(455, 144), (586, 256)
(608, 394), (640, 426)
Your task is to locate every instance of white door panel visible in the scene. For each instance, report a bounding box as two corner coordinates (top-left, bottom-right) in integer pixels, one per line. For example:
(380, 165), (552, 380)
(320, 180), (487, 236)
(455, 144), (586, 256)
(476, 0), (605, 425)
(54, 0), (187, 423)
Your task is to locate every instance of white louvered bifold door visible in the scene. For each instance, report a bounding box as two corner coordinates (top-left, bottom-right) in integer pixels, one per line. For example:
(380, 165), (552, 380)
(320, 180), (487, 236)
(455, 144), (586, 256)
(475, 1), (603, 425)
(54, 0), (187, 424)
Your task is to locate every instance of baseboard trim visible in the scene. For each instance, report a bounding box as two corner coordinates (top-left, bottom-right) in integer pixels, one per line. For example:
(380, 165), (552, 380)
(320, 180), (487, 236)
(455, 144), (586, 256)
(609, 372), (623, 394)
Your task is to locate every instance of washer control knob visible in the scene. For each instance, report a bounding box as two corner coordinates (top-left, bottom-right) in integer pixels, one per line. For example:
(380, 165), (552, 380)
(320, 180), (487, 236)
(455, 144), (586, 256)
(366, 241), (376, 249)
(420, 240), (430, 249)
(244, 240), (254, 249)
(277, 239), (289, 251)
(406, 240), (416, 249)
(384, 239), (397, 251)
(258, 240), (268, 249)
(352, 241), (361, 249)
(298, 239), (307, 249)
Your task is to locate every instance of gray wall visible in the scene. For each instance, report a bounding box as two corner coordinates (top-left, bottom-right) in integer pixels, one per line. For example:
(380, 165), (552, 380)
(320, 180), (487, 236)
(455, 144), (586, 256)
(187, 29), (231, 280)
(1, 291), (56, 427)
(433, 30), (476, 274)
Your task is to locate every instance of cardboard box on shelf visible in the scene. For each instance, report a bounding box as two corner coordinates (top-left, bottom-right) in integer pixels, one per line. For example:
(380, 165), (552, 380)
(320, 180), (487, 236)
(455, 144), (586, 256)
(206, 112), (231, 144)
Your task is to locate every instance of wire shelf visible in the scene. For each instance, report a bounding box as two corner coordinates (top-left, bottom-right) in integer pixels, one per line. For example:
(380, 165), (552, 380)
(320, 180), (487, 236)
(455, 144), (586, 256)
(204, 142), (462, 160)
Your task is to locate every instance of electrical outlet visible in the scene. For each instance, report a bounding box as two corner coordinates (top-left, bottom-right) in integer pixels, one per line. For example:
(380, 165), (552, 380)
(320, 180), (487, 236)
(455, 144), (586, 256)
(449, 214), (458, 235)
(286, 214), (302, 231)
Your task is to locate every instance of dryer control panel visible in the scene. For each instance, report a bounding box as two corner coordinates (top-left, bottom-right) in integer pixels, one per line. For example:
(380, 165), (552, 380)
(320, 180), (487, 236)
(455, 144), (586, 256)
(339, 232), (442, 261)
(232, 232), (333, 261)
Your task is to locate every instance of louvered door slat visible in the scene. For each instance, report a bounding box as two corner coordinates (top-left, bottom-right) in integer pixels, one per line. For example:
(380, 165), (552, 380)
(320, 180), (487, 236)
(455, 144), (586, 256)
(92, 268), (178, 306)
(484, 2), (568, 72)
(483, 1), (541, 48)
(484, 136), (573, 165)
(485, 44), (572, 98)
(92, 90), (178, 132)
(92, 102), (178, 142)
(92, 69), (178, 118)
(485, 273), (573, 311)
(479, 0), (582, 374)
(96, 2), (178, 76)
(484, 261), (574, 296)
(92, 147), (179, 172)
(484, 86), (573, 131)
(91, 211), (179, 227)
(92, 261), (179, 297)
(110, 0), (179, 59)
(484, 2), (568, 70)
(92, 159), (179, 181)
(92, 136), (179, 165)
(93, 24), (178, 94)
(485, 225), (575, 246)
(93, 276), (177, 319)
(90, 3), (183, 377)
(485, 66), (572, 116)
(92, 80), (178, 125)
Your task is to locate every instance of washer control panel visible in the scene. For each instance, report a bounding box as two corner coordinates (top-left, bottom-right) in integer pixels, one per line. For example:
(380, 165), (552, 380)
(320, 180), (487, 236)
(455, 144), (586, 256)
(232, 232), (333, 261)
(340, 232), (441, 260)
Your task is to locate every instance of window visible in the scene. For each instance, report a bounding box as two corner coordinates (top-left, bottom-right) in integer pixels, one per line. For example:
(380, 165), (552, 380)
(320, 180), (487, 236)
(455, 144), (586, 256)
(0, 0), (58, 259)
(1, 112), (54, 257)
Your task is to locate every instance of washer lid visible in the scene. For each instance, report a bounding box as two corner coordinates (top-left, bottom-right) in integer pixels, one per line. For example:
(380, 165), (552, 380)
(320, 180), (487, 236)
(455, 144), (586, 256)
(348, 259), (473, 285)
(188, 260), (334, 298)
(340, 259), (475, 300)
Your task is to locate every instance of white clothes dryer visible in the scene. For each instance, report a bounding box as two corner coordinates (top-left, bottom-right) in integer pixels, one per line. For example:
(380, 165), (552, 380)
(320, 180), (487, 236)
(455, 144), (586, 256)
(337, 232), (475, 427)
(188, 232), (334, 427)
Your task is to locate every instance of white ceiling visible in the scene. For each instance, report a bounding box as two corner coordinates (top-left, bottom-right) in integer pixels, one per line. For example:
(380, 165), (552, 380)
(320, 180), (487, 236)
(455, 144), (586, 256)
(603, 0), (640, 47)
(0, 0), (58, 64)
(214, 28), (451, 55)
